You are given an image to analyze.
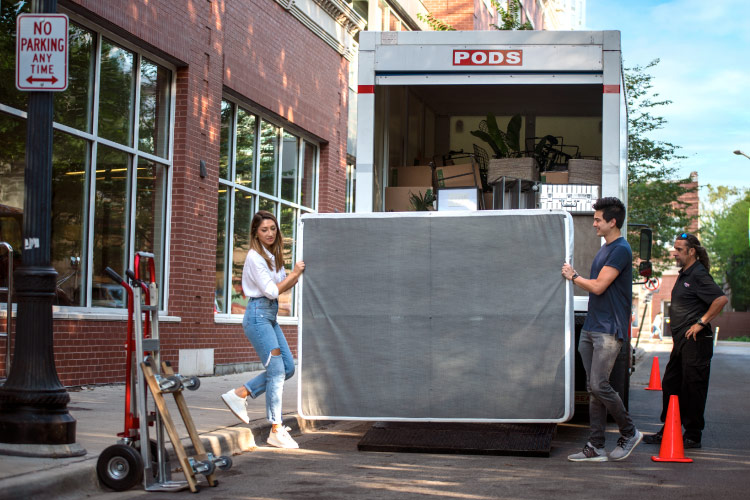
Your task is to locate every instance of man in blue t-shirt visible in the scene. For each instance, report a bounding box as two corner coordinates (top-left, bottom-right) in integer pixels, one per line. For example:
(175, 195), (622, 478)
(561, 197), (642, 462)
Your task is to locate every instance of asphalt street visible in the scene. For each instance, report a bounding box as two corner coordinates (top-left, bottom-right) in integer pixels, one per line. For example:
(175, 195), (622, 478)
(71, 342), (750, 500)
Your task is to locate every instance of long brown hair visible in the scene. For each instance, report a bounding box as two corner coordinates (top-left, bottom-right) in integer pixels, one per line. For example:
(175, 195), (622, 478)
(250, 211), (284, 271)
(676, 232), (710, 272)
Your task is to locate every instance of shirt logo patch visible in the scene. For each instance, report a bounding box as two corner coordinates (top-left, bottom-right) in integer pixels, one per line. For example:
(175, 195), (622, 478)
(684, 282), (691, 287)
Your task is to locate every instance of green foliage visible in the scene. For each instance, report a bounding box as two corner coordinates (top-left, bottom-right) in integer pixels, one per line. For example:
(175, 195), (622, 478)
(624, 60), (694, 269)
(701, 187), (750, 311)
(416, 13), (455, 31)
(409, 189), (436, 211)
(470, 114), (522, 159)
(727, 336), (750, 342)
(491, 0), (533, 30)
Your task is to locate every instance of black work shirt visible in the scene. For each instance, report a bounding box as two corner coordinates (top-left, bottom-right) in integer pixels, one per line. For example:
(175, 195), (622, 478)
(670, 261), (724, 335)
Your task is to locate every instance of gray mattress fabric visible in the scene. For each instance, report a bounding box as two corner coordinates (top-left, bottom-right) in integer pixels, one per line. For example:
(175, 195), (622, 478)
(298, 210), (574, 422)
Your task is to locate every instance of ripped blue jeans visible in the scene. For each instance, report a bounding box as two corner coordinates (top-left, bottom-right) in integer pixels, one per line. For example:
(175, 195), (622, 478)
(242, 297), (295, 424)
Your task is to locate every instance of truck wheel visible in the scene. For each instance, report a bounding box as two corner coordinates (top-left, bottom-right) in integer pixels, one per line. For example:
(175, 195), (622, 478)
(97, 444), (144, 491)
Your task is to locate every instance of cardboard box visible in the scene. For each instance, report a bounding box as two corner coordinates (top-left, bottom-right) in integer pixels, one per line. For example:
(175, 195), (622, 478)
(541, 171), (569, 184)
(390, 165), (433, 187)
(483, 191), (493, 210)
(385, 186), (434, 212)
(435, 163), (482, 188)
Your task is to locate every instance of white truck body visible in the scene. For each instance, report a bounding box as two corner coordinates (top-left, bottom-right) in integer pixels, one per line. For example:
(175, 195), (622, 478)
(354, 30), (628, 315)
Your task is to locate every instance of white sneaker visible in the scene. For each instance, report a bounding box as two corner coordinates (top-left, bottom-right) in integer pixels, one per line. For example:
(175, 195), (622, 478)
(221, 389), (249, 424)
(267, 426), (299, 449)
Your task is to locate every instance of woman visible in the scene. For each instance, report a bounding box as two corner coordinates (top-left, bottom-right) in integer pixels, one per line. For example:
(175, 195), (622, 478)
(221, 210), (305, 449)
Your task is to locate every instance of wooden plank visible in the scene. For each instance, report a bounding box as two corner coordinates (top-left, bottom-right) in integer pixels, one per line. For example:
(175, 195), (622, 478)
(162, 361), (217, 486)
(141, 360), (199, 493)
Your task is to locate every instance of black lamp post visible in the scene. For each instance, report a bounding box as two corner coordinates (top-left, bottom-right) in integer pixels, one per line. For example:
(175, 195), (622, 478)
(0, 0), (83, 457)
(734, 150), (750, 160)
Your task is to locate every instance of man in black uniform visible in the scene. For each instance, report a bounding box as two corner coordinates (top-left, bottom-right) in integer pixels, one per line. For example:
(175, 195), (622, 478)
(643, 232), (728, 448)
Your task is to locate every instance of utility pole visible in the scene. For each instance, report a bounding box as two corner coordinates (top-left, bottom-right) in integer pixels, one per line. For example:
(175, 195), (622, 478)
(0, 0), (84, 457)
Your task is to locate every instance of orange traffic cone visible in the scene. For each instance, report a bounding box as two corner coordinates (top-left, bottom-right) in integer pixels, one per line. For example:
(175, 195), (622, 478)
(652, 395), (693, 463)
(645, 357), (662, 391)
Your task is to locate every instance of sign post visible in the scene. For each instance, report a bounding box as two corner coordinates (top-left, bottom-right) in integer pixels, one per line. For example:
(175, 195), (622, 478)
(0, 2), (82, 457)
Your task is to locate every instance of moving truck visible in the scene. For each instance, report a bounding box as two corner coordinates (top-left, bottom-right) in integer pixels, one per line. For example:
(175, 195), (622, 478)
(298, 30), (649, 425)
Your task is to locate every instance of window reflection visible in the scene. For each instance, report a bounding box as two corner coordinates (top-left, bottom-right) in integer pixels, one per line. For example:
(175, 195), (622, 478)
(231, 190), (253, 314)
(215, 188), (229, 313)
(301, 141), (317, 209)
(139, 59), (171, 158)
(99, 39), (135, 146)
(259, 120), (279, 195)
(55, 23), (95, 132)
(0, 113), (25, 294)
(134, 157), (167, 303)
(279, 205), (296, 316)
(0, 1), (29, 112)
(52, 131), (89, 306)
(93, 146), (130, 308)
(219, 101), (233, 180)
(259, 197), (275, 214)
(235, 108), (255, 187)
(281, 132), (299, 202)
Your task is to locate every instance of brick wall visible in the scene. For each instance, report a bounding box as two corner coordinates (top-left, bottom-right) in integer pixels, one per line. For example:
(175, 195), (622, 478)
(422, 0), (496, 31)
(27, 0), (350, 386)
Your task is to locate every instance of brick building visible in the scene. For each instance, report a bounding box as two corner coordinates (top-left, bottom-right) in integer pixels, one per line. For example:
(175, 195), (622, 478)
(0, 0), (364, 385)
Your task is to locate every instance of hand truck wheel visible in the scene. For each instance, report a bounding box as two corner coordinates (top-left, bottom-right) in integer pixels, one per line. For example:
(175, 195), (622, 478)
(96, 444), (144, 491)
(185, 375), (201, 390)
(215, 455), (232, 470)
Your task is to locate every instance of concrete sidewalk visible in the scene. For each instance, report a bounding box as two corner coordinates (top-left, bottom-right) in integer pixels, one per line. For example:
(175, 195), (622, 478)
(2, 338), (744, 499)
(0, 368), (308, 499)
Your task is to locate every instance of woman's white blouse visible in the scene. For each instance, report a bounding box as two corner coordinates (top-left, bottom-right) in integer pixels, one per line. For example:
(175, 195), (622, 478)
(242, 248), (286, 299)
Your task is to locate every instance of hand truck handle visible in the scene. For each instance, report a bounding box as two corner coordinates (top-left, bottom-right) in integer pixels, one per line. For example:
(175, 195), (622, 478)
(104, 267), (125, 285)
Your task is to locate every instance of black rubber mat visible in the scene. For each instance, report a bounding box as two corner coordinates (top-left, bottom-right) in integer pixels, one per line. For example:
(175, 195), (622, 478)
(358, 422), (557, 457)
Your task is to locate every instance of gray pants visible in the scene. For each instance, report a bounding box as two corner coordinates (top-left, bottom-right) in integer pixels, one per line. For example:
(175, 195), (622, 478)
(578, 330), (636, 448)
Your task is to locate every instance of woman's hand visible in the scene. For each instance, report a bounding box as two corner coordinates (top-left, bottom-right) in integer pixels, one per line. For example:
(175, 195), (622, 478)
(293, 261), (305, 275)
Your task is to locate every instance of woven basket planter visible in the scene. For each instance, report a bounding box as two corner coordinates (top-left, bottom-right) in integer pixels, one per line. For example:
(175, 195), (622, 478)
(568, 159), (602, 185)
(487, 158), (538, 184)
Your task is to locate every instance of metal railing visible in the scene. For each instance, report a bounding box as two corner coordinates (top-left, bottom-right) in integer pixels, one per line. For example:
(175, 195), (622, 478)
(1, 242), (13, 376)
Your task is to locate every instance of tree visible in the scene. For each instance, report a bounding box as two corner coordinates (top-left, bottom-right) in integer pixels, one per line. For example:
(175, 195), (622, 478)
(701, 187), (750, 311)
(491, 0), (533, 30)
(416, 12), (454, 31)
(624, 59), (695, 270)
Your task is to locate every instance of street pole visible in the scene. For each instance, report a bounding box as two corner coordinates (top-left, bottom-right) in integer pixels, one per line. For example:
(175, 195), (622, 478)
(734, 150), (750, 160)
(0, 0), (84, 457)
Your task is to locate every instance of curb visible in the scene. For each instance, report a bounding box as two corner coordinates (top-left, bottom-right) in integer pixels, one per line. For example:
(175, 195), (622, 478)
(0, 414), (334, 499)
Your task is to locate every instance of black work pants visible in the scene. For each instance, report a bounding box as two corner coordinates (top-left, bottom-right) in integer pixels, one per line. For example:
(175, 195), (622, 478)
(660, 332), (713, 442)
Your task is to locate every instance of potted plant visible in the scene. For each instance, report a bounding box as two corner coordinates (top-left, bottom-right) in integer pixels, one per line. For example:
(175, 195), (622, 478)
(470, 113), (523, 159)
(471, 114), (537, 182)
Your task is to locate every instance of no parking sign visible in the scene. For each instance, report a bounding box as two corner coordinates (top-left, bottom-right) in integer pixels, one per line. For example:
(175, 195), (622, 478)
(15, 14), (69, 91)
(644, 277), (661, 292)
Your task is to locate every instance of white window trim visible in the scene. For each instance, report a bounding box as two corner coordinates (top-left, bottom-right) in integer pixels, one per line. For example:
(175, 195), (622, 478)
(215, 97), (321, 325)
(0, 9), (179, 319)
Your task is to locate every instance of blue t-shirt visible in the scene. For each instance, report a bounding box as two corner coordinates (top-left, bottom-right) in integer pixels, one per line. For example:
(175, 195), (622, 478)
(582, 236), (632, 341)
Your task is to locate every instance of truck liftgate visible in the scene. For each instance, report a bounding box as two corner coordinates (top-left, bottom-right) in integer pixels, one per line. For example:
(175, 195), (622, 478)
(297, 211), (575, 455)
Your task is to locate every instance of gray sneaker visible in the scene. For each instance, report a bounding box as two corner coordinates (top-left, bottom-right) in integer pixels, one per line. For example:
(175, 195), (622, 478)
(568, 442), (608, 462)
(609, 429), (643, 461)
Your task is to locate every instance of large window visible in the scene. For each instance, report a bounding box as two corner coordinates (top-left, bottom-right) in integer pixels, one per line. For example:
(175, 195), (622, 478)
(215, 99), (318, 318)
(0, 3), (173, 309)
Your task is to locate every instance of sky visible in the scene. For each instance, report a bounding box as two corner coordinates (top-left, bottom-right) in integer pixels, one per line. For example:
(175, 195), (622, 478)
(585, 0), (750, 200)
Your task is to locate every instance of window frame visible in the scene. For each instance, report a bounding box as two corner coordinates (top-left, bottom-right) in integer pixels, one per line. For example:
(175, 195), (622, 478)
(0, 10), (177, 318)
(214, 97), (319, 325)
